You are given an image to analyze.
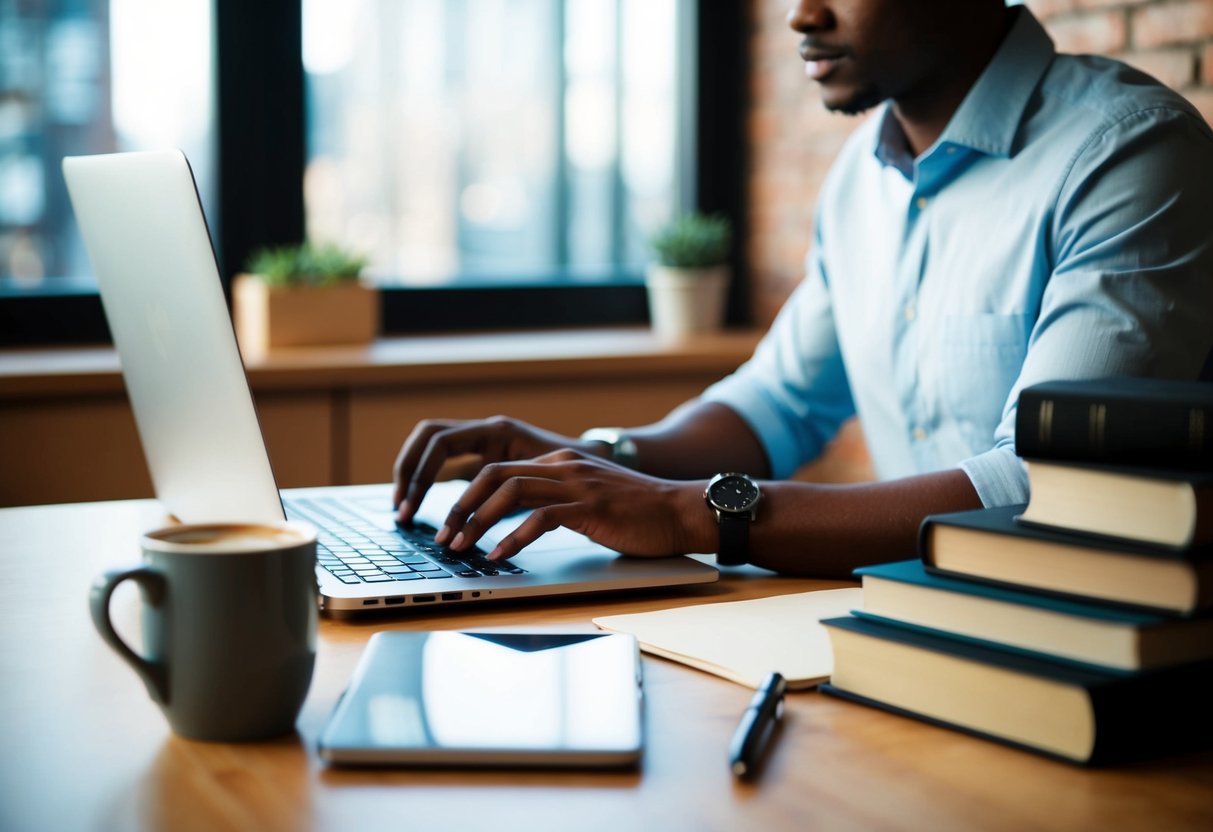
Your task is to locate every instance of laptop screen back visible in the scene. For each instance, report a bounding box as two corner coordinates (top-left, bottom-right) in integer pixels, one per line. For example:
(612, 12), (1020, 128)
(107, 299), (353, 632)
(63, 150), (285, 524)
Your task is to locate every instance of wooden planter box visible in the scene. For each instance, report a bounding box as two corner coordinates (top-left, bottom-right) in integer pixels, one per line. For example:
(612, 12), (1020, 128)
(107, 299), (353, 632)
(233, 274), (380, 354)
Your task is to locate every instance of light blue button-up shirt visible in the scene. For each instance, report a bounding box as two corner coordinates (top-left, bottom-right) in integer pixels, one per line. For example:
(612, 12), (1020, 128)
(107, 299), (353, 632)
(703, 8), (1213, 506)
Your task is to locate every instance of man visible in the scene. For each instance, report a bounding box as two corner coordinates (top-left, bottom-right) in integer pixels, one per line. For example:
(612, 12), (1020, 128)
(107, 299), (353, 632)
(392, 0), (1213, 577)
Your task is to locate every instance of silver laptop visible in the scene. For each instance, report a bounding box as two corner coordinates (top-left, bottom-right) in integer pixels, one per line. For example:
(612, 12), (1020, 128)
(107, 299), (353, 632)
(62, 149), (718, 616)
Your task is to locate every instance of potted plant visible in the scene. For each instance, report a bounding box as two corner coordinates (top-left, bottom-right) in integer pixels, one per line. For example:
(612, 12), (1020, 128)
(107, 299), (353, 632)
(233, 242), (379, 354)
(645, 211), (732, 338)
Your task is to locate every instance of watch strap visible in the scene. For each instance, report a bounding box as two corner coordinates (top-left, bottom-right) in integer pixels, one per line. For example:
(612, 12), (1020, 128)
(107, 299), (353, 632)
(716, 512), (750, 566)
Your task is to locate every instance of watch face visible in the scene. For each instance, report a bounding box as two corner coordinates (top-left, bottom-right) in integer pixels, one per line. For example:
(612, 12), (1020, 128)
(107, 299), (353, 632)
(708, 474), (760, 512)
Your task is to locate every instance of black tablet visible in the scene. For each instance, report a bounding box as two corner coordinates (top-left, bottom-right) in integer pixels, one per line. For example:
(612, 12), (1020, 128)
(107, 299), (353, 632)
(318, 631), (644, 767)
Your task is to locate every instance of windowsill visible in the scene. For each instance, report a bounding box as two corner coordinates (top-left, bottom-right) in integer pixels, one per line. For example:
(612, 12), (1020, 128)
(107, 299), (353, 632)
(0, 326), (762, 399)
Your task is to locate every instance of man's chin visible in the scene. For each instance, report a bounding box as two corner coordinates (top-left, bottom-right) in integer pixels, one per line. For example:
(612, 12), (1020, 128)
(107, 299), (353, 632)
(821, 86), (885, 117)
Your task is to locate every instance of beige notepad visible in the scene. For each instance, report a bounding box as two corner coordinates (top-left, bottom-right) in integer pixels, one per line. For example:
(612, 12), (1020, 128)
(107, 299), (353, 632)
(593, 587), (863, 690)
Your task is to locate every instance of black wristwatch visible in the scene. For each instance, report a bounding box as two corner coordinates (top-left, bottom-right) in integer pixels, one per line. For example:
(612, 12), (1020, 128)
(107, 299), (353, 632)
(704, 473), (761, 566)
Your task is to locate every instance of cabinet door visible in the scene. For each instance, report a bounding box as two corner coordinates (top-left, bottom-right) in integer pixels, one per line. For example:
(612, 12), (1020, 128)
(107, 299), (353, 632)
(0, 396), (151, 506)
(345, 376), (712, 485)
(0, 391), (333, 506)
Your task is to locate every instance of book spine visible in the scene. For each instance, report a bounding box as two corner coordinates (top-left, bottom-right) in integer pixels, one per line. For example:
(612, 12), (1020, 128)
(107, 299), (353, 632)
(1016, 389), (1213, 468)
(1086, 661), (1213, 764)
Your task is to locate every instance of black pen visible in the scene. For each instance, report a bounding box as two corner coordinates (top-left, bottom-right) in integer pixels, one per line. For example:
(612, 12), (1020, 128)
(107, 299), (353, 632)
(729, 671), (787, 779)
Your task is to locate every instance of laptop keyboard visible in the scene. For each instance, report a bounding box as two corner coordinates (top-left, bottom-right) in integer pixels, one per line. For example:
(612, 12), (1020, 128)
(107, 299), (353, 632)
(285, 497), (527, 585)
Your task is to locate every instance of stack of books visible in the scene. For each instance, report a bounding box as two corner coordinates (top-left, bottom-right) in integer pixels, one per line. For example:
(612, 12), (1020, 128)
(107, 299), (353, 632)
(821, 377), (1213, 765)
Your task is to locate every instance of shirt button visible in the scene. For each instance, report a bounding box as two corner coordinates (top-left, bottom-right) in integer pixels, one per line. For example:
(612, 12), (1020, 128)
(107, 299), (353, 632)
(904, 305), (916, 321)
(946, 146), (957, 155)
(916, 196), (929, 210)
(913, 427), (927, 441)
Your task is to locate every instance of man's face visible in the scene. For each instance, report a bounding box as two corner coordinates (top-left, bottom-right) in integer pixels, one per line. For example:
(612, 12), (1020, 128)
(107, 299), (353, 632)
(788, 0), (961, 115)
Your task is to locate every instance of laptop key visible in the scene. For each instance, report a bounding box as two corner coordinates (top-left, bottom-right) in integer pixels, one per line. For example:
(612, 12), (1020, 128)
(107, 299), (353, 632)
(363, 574), (395, 583)
(391, 572), (424, 581)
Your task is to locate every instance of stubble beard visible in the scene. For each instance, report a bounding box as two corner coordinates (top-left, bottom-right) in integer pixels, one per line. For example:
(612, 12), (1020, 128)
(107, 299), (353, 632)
(822, 84), (886, 117)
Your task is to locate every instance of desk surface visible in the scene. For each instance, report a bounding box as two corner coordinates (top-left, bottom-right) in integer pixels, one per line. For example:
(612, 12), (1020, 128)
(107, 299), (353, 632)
(2, 498), (1211, 832)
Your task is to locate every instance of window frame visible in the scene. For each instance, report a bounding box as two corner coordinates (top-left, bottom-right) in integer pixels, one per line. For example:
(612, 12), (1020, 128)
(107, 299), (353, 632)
(0, 0), (747, 345)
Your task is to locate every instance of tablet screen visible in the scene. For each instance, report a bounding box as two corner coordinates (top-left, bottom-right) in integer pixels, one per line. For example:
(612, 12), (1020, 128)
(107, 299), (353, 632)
(318, 631), (643, 767)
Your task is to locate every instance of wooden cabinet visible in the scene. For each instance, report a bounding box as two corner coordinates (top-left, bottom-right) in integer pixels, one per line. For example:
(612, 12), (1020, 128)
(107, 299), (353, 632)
(0, 329), (761, 507)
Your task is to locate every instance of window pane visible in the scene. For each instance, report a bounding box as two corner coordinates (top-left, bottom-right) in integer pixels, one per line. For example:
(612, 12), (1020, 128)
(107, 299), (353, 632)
(304, 0), (684, 287)
(0, 0), (215, 291)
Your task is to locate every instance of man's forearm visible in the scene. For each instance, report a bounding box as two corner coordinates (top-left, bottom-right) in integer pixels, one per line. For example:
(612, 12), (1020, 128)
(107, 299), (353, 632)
(622, 400), (772, 480)
(740, 468), (983, 577)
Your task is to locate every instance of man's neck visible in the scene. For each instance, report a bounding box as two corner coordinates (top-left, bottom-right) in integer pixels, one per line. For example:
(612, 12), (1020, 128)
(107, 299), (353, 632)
(892, 9), (1015, 158)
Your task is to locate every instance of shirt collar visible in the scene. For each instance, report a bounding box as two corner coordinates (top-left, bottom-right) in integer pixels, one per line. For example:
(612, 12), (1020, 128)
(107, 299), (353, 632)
(873, 7), (1056, 175)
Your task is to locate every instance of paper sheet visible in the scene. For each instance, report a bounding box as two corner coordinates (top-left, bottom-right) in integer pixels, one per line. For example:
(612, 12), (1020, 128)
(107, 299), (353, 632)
(593, 587), (864, 690)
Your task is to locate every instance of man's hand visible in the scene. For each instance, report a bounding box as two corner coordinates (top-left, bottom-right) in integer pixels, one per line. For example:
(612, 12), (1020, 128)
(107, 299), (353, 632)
(433, 449), (716, 561)
(392, 416), (609, 524)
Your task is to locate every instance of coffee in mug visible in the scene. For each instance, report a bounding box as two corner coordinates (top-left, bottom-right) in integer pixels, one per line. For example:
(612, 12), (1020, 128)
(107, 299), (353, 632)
(89, 521), (318, 742)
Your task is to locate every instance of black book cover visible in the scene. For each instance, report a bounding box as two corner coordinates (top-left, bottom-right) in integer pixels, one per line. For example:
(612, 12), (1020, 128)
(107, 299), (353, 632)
(821, 615), (1213, 765)
(920, 504), (1213, 615)
(920, 504), (1213, 563)
(1016, 377), (1213, 469)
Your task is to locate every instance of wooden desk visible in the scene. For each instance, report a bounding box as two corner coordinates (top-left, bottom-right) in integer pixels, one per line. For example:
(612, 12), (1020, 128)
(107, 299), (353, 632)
(2, 498), (1211, 832)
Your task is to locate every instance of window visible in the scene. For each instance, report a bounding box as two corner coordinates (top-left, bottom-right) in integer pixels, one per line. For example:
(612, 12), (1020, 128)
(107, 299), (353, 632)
(303, 0), (684, 289)
(0, 0), (745, 345)
(0, 0), (215, 291)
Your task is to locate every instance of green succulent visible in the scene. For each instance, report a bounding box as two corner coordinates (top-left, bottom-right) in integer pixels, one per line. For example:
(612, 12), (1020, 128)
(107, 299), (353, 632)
(246, 242), (368, 288)
(649, 212), (732, 269)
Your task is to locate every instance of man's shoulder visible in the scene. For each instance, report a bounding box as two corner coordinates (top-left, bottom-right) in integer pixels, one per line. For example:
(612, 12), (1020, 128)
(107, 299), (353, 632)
(1039, 52), (1209, 139)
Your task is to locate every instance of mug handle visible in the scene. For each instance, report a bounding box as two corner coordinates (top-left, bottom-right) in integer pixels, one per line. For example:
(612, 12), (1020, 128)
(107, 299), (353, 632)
(89, 567), (169, 704)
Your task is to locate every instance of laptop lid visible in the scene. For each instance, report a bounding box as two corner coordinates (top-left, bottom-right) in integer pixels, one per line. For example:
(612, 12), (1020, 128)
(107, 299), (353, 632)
(62, 150), (284, 524)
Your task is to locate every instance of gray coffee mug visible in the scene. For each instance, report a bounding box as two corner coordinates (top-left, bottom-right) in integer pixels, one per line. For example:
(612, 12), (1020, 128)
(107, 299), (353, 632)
(89, 521), (318, 742)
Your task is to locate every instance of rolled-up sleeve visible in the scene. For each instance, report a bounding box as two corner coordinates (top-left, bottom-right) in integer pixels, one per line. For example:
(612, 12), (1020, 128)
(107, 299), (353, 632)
(700, 243), (857, 479)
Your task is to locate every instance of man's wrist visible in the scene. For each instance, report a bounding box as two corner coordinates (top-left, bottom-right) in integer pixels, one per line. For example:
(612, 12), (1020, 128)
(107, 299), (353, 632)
(677, 481), (719, 555)
(579, 427), (639, 468)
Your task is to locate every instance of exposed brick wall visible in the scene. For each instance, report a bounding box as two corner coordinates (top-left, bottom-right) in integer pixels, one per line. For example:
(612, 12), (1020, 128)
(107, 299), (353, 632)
(745, 0), (1213, 328)
(744, 0), (1213, 482)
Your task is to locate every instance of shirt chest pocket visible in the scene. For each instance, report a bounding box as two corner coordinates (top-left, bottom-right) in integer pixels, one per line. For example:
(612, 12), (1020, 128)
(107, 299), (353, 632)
(936, 313), (1030, 443)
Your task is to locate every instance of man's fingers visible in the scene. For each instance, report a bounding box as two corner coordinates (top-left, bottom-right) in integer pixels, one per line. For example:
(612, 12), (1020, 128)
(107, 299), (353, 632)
(487, 504), (579, 561)
(445, 475), (570, 549)
(392, 419), (455, 511)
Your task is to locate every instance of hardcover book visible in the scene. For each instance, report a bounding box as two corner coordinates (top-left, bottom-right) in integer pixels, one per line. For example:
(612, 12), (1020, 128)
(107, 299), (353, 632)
(919, 505), (1213, 615)
(855, 560), (1213, 671)
(821, 615), (1213, 765)
(1019, 460), (1213, 549)
(1016, 377), (1213, 468)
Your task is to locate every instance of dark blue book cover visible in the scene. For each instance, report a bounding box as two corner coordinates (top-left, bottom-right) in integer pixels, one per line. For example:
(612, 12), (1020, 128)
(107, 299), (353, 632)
(854, 560), (1213, 672)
